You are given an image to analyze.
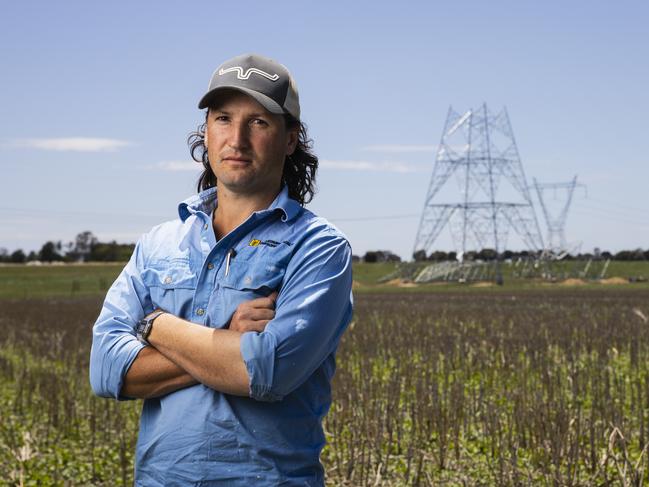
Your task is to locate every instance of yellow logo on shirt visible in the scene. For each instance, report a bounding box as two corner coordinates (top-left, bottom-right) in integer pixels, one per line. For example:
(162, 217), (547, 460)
(248, 238), (293, 248)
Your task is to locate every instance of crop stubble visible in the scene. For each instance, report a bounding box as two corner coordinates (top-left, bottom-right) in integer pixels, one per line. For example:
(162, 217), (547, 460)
(1, 290), (648, 485)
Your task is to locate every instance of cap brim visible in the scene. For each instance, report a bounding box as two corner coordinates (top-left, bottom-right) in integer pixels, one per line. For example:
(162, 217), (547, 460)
(198, 86), (285, 115)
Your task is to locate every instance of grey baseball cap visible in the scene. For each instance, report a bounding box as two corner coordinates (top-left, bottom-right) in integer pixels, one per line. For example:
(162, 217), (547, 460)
(198, 53), (300, 120)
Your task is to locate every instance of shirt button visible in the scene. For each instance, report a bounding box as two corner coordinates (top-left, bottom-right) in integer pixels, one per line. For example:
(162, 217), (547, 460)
(207, 263), (214, 270)
(203, 223), (208, 231)
(196, 308), (205, 316)
(164, 276), (172, 284)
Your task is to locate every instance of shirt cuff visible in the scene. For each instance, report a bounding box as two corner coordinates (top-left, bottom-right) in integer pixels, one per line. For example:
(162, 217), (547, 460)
(112, 336), (147, 401)
(240, 331), (282, 402)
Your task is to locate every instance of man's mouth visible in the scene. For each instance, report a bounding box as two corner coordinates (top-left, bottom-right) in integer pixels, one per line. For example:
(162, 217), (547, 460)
(222, 155), (252, 164)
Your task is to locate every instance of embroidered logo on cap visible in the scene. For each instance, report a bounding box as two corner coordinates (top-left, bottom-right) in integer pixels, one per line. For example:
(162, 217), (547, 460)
(219, 67), (279, 82)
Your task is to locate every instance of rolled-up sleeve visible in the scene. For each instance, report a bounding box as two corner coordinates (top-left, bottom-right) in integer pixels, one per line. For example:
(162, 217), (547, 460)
(240, 228), (353, 402)
(89, 238), (152, 400)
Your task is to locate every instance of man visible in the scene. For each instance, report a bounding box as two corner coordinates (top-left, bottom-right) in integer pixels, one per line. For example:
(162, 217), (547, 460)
(90, 53), (353, 486)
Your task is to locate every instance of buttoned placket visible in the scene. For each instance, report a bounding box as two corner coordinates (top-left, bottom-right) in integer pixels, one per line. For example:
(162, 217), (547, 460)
(190, 209), (276, 326)
(191, 212), (218, 323)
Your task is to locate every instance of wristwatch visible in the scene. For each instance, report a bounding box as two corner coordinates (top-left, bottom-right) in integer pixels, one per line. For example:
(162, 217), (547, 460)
(136, 311), (166, 345)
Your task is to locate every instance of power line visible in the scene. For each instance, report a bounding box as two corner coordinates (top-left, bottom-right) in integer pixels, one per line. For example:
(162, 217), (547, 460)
(330, 213), (420, 222)
(0, 199), (646, 228)
(571, 208), (649, 227)
(572, 202), (649, 223)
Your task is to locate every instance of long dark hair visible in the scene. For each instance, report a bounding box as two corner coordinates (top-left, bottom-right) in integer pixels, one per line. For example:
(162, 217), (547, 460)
(187, 112), (318, 206)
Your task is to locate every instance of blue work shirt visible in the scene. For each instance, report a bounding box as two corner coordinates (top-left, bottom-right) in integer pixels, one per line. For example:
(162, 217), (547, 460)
(89, 185), (353, 486)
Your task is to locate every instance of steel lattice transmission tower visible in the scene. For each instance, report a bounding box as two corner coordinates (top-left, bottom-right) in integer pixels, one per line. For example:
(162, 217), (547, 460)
(533, 176), (585, 255)
(413, 104), (544, 259)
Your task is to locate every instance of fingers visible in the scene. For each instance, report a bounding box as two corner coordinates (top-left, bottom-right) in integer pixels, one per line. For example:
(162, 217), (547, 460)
(229, 314), (272, 333)
(234, 319), (271, 333)
(240, 307), (275, 322)
(232, 305), (274, 325)
(245, 292), (278, 309)
(229, 292), (280, 333)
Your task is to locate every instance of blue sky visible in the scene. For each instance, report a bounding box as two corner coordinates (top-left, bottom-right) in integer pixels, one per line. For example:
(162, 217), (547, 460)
(1, 0), (648, 259)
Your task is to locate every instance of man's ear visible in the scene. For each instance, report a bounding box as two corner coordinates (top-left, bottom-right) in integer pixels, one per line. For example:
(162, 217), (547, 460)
(286, 128), (298, 156)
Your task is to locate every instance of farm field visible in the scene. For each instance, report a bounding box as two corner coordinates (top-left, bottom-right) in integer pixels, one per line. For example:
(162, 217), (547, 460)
(1, 260), (649, 298)
(1, 266), (649, 484)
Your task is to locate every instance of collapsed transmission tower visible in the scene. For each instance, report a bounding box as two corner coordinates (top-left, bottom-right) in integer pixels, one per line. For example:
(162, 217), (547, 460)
(413, 104), (544, 259)
(533, 176), (586, 256)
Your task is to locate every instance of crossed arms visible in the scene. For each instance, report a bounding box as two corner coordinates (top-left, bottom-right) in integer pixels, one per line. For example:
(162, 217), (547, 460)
(89, 228), (353, 403)
(121, 293), (277, 398)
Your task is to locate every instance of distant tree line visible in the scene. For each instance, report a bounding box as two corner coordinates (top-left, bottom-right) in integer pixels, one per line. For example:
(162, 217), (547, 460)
(0, 231), (135, 263)
(350, 247), (649, 264)
(3, 236), (649, 264)
(410, 247), (649, 262)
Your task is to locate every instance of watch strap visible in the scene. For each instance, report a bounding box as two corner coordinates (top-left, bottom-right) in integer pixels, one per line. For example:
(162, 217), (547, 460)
(136, 310), (166, 345)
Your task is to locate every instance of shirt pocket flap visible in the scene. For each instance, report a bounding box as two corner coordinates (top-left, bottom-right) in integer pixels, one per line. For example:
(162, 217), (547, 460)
(221, 259), (286, 291)
(141, 262), (197, 289)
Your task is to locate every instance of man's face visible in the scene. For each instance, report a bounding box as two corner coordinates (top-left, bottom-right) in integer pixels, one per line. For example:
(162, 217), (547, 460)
(204, 90), (298, 199)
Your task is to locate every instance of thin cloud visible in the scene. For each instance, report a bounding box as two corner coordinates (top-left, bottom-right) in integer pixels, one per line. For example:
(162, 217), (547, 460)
(361, 144), (438, 153)
(13, 137), (133, 152)
(151, 160), (201, 172)
(320, 159), (422, 173)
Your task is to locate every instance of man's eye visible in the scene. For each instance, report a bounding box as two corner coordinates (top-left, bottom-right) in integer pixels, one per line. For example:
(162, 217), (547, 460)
(214, 115), (229, 122)
(252, 118), (268, 126)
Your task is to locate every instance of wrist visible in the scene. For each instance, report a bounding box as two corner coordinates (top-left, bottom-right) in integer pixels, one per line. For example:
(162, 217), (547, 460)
(136, 311), (166, 345)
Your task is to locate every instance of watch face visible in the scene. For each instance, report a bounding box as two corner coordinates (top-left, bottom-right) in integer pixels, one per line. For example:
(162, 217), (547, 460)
(136, 319), (149, 343)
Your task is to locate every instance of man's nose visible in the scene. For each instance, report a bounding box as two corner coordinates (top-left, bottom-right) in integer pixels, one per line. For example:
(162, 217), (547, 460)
(228, 121), (251, 150)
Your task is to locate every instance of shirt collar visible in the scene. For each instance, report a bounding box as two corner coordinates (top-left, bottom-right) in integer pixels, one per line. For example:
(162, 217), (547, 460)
(177, 185), (301, 223)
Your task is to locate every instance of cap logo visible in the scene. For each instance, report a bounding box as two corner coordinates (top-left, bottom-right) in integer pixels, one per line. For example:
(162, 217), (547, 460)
(218, 66), (280, 82)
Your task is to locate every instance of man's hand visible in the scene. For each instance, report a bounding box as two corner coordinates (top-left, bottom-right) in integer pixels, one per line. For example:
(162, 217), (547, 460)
(229, 291), (278, 332)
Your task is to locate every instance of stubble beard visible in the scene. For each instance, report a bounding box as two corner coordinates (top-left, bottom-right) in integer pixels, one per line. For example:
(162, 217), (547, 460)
(212, 159), (283, 198)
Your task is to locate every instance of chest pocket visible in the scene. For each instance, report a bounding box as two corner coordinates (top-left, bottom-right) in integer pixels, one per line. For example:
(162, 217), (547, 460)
(214, 255), (288, 329)
(220, 259), (286, 293)
(141, 260), (197, 315)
